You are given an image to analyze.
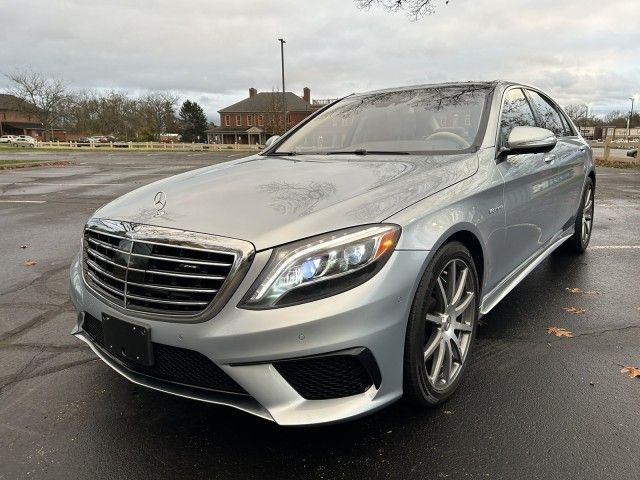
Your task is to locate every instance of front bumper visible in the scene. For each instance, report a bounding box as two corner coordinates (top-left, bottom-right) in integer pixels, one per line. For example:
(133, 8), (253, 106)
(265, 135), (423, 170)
(69, 248), (428, 425)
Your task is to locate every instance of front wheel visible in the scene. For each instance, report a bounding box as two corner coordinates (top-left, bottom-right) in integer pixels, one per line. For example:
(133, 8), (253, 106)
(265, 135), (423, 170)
(403, 241), (479, 406)
(565, 177), (594, 253)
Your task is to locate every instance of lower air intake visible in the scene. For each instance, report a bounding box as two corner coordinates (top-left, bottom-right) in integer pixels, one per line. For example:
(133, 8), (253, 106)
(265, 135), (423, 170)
(82, 313), (247, 395)
(274, 349), (379, 400)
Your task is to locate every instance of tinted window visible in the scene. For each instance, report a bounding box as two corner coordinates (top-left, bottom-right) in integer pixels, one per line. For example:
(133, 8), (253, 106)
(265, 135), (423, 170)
(499, 88), (536, 143)
(557, 110), (574, 136)
(274, 85), (492, 154)
(527, 91), (565, 136)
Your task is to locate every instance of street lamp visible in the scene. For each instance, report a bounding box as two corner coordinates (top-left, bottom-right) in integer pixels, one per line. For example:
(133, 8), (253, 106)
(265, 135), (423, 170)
(627, 97), (635, 140)
(278, 38), (287, 133)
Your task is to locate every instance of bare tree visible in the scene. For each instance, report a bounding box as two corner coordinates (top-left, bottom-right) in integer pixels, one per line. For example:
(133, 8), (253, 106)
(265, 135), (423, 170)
(563, 104), (589, 126)
(137, 92), (180, 141)
(264, 88), (286, 135)
(4, 69), (67, 139)
(355, 0), (448, 19)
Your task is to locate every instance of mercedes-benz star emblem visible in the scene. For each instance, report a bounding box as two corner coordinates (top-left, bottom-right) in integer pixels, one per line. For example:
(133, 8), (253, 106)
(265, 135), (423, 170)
(153, 191), (167, 216)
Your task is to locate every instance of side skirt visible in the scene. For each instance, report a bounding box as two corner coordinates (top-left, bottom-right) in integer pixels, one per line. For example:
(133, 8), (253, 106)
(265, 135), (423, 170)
(479, 229), (574, 316)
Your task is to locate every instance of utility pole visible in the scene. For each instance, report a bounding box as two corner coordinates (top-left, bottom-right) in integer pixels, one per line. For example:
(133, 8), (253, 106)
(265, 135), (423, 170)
(583, 104), (589, 126)
(278, 38), (286, 133)
(627, 97), (634, 141)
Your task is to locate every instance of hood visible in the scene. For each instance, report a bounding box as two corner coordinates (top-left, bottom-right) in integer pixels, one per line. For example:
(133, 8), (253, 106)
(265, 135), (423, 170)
(94, 153), (478, 250)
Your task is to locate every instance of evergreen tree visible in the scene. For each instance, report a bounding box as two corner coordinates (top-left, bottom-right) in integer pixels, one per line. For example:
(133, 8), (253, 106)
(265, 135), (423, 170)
(179, 100), (208, 142)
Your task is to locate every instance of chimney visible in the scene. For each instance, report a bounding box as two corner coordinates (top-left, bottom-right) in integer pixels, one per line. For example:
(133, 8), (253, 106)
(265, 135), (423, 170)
(249, 87), (257, 98)
(303, 87), (310, 103)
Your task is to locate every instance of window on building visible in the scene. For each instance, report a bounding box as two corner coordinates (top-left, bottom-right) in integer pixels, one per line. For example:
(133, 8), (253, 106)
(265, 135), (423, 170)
(225, 115), (230, 127)
(258, 114), (264, 126)
(236, 115), (241, 127)
(247, 115), (253, 126)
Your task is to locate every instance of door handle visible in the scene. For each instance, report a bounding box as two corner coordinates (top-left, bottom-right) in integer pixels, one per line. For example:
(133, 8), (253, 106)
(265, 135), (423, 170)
(543, 154), (556, 163)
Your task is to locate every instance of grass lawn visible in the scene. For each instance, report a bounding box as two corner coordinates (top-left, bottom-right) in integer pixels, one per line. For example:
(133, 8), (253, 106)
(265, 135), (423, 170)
(0, 159), (71, 169)
(595, 157), (640, 169)
(0, 159), (32, 165)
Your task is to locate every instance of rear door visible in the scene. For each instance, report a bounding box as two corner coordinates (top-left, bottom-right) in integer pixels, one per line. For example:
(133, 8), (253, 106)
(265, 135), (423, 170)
(526, 89), (587, 233)
(496, 87), (560, 274)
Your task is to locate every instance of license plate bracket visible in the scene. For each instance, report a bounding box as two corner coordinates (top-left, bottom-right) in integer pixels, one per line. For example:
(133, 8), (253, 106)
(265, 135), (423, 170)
(102, 313), (153, 366)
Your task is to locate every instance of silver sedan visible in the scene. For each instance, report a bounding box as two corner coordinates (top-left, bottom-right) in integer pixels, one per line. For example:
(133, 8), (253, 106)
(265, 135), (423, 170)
(69, 81), (594, 425)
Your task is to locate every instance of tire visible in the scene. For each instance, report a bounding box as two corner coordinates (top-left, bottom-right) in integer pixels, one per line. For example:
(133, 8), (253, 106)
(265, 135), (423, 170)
(565, 177), (594, 254)
(403, 241), (479, 406)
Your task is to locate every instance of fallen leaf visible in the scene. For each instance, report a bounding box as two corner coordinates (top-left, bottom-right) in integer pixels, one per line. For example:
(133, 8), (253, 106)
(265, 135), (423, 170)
(23, 259), (37, 266)
(620, 366), (640, 378)
(443, 410), (454, 415)
(20, 245), (27, 249)
(565, 287), (599, 295)
(547, 326), (573, 338)
(563, 307), (586, 315)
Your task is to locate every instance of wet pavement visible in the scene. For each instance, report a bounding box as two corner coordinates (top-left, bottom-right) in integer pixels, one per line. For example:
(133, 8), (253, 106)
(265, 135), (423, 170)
(1, 152), (639, 479)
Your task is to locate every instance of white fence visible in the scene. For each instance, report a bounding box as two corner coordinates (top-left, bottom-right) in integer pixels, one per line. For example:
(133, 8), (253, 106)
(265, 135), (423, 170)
(33, 141), (263, 152)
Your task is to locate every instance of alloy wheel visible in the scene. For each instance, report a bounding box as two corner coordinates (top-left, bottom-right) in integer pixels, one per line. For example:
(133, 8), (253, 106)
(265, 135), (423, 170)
(424, 258), (476, 391)
(581, 185), (594, 245)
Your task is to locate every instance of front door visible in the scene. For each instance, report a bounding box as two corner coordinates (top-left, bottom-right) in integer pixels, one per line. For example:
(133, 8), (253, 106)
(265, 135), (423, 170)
(496, 88), (560, 276)
(526, 89), (587, 233)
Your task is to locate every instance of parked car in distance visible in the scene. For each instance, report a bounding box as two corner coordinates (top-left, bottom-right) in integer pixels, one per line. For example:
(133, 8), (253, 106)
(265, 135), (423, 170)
(69, 81), (595, 426)
(627, 148), (638, 158)
(0, 135), (17, 144)
(12, 135), (36, 147)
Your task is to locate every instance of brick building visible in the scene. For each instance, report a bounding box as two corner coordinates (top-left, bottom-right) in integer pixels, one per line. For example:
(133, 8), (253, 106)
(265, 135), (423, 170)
(207, 87), (317, 145)
(0, 94), (44, 138)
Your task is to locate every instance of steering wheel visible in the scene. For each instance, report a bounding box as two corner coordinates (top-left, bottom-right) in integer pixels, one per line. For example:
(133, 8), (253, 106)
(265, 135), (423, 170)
(424, 131), (471, 149)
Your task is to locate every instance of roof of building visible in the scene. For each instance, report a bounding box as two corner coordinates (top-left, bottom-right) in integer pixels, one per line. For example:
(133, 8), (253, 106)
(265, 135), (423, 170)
(207, 126), (265, 134)
(0, 94), (38, 112)
(2, 121), (44, 130)
(219, 92), (312, 113)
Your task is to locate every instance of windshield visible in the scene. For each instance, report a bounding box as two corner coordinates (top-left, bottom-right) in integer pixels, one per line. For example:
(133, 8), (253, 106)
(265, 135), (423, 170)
(273, 84), (493, 155)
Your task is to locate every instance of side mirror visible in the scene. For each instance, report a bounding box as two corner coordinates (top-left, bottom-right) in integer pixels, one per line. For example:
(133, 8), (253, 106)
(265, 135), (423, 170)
(505, 126), (556, 154)
(263, 135), (281, 150)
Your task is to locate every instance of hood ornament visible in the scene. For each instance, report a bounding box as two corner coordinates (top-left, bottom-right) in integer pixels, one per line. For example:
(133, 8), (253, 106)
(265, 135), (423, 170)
(153, 191), (167, 217)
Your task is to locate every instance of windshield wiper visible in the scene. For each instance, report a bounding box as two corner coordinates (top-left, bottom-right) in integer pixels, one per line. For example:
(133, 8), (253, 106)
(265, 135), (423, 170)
(265, 151), (297, 156)
(325, 149), (409, 155)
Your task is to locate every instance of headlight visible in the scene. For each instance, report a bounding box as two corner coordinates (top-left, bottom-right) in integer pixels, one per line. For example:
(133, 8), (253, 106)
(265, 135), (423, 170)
(239, 224), (401, 309)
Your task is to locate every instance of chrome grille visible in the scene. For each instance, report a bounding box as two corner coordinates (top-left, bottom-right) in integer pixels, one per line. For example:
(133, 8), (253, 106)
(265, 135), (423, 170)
(82, 220), (253, 318)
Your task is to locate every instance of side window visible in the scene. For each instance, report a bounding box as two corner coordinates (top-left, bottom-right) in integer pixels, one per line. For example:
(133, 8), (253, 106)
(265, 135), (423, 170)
(557, 110), (575, 136)
(527, 91), (565, 137)
(499, 88), (536, 144)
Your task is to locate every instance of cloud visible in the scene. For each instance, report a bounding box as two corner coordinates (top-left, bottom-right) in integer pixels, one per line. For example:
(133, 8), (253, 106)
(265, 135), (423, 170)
(0, 0), (638, 121)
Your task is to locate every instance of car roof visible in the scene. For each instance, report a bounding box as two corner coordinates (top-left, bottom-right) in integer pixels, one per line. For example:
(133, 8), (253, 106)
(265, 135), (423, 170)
(352, 80), (547, 98)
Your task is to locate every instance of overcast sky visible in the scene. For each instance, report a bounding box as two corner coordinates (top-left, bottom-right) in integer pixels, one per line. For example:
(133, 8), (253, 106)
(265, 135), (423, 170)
(1, 0), (638, 122)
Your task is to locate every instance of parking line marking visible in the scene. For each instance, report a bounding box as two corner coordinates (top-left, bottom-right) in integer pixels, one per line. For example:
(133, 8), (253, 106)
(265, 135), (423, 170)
(590, 245), (640, 249)
(0, 200), (46, 203)
(3, 172), (167, 177)
(597, 204), (638, 207)
(598, 173), (640, 176)
(0, 182), (122, 186)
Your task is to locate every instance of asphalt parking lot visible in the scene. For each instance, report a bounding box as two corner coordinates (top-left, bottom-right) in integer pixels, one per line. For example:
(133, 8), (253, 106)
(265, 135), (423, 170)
(1, 151), (639, 479)
(591, 146), (636, 160)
